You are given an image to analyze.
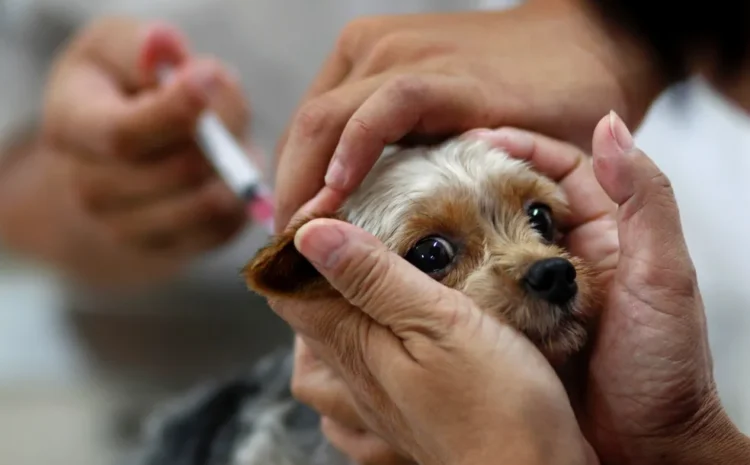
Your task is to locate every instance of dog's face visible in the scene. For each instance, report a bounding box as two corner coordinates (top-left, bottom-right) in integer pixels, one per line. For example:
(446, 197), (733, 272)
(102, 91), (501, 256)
(245, 138), (600, 362)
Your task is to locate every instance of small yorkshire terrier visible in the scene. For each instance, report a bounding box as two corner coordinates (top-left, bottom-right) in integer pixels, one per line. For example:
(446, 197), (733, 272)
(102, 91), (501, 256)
(134, 137), (601, 465)
(246, 137), (601, 362)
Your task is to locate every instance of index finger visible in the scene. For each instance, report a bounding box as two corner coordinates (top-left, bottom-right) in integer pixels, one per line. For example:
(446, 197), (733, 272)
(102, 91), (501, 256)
(323, 74), (490, 198)
(275, 73), (489, 232)
(274, 50), (352, 167)
(466, 127), (616, 229)
(466, 127), (619, 275)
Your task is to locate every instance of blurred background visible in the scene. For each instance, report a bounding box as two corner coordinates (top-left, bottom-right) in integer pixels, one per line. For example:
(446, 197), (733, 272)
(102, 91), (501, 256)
(0, 0), (749, 464)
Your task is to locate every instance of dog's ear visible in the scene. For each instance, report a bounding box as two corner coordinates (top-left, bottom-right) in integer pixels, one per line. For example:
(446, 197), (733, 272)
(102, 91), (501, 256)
(242, 214), (341, 299)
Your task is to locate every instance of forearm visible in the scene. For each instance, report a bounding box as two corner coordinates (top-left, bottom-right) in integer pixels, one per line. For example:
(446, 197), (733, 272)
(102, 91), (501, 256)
(527, 0), (670, 129)
(668, 404), (750, 465)
(579, 0), (750, 111)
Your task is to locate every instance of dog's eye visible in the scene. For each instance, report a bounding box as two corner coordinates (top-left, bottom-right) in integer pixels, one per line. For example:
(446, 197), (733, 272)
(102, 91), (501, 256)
(404, 236), (455, 275)
(526, 202), (555, 242)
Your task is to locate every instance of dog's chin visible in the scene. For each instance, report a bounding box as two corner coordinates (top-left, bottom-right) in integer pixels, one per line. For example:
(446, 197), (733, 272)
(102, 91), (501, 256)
(522, 301), (592, 367)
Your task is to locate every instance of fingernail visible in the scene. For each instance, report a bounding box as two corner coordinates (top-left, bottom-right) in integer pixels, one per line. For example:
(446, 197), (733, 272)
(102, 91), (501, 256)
(325, 150), (348, 190)
(189, 67), (219, 100)
(608, 110), (634, 153)
(493, 127), (534, 151)
(471, 127), (534, 155)
(462, 128), (493, 138)
(295, 221), (347, 270)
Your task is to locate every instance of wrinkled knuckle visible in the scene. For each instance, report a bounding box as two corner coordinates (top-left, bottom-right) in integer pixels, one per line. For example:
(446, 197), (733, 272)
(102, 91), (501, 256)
(337, 17), (380, 57)
(441, 290), (476, 330)
(650, 169), (675, 195)
(340, 320), (369, 373)
(347, 116), (374, 142)
(293, 98), (337, 140)
(385, 74), (428, 103)
(632, 256), (699, 302)
(360, 31), (409, 74)
(342, 248), (393, 309)
(671, 265), (699, 300)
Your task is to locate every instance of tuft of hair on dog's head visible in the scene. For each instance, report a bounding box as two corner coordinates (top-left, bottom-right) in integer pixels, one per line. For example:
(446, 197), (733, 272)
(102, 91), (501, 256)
(243, 138), (603, 365)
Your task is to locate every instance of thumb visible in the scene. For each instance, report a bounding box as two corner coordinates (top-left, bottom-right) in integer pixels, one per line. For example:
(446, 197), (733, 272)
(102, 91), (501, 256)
(294, 218), (472, 341)
(592, 111), (696, 296)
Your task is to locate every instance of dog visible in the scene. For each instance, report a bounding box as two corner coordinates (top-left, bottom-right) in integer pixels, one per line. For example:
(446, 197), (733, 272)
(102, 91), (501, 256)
(133, 137), (602, 465)
(246, 137), (601, 363)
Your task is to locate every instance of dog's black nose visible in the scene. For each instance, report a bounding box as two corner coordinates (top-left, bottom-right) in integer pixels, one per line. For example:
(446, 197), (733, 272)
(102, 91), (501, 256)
(523, 258), (577, 305)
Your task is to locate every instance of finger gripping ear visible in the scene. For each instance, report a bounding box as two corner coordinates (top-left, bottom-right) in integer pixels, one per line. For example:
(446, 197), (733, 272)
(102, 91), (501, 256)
(242, 214), (341, 299)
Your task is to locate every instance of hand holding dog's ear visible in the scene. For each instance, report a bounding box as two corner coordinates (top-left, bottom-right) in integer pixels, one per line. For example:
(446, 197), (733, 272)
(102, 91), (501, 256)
(271, 217), (597, 465)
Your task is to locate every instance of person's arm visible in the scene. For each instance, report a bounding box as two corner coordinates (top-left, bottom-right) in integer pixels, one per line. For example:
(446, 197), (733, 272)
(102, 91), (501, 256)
(582, 0), (750, 109)
(272, 0), (671, 230)
(534, 0), (672, 117)
(664, 402), (750, 465)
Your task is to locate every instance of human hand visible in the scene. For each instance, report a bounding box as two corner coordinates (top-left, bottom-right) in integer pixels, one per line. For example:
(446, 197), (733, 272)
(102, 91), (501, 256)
(41, 18), (252, 267)
(269, 220), (598, 465)
(291, 336), (414, 465)
(285, 115), (619, 464)
(273, 0), (665, 231)
(470, 114), (750, 465)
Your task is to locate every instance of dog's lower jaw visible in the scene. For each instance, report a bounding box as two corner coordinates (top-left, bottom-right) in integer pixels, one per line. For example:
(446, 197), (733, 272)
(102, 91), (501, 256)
(532, 321), (591, 365)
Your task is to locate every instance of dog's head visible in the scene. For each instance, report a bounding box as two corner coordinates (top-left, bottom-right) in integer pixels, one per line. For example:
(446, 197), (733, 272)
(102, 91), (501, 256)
(244, 138), (601, 362)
